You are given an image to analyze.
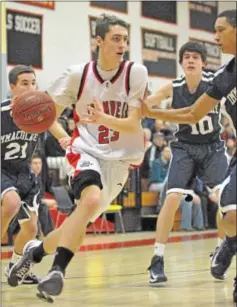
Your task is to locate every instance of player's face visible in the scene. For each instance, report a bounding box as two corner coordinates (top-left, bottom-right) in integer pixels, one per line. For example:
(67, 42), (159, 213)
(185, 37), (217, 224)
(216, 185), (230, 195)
(181, 52), (205, 76)
(214, 17), (236, 54)
(97, 25), (128, 65)
(10, 73), (37, 97)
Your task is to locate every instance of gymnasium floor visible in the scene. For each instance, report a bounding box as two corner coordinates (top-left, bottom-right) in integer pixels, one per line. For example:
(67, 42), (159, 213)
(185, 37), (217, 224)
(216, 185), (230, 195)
(1, 234), (236, 306)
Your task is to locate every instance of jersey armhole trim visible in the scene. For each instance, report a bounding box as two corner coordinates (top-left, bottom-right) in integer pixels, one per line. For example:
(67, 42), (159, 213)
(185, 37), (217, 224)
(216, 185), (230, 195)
(125, 62), (134, 95)
(77, 62), (90, 100)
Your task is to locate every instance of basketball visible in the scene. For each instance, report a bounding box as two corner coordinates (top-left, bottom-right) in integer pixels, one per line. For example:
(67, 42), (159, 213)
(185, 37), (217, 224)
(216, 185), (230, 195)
(12, 90), (56, 134)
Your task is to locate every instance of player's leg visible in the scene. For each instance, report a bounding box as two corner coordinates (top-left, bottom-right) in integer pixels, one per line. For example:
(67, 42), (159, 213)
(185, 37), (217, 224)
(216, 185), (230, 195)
(210, 160), (236, 289)
(1, 171), (21, 238)
(35, 151), (103, 297)
(36, 159), (129, 298)
(14, 211), (38, 255)
(198, 141), (231, 280)
(6, 211), (40, 285)
(148, 142), (195, 284)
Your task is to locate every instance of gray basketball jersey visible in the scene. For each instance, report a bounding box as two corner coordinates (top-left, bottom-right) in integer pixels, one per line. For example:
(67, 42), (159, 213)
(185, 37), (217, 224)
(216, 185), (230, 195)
(172, 71), (221, 144)
(1, 99), (39, 172)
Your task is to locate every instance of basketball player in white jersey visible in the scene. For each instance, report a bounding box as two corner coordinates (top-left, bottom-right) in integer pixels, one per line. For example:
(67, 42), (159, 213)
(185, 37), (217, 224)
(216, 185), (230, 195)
(8, 14), (148, 300)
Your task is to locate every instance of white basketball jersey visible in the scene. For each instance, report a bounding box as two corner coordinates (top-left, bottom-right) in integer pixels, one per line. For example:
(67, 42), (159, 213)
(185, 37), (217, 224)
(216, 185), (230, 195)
(73, 61), (145, 164)
(48, 60), (148, 165)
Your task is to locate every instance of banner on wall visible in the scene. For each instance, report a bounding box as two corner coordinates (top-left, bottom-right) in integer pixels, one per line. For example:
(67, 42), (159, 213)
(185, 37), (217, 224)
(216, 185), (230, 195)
(89, 16), (130, 61)
(189, 1), (217, 33)
(190, 38), (221, 72)
(141, 1), (177, 24)
(6, 9), (43, 68)
(141, 28), (177, 78)
(16, 1), (55, 10)
(90, 1), (127, 13)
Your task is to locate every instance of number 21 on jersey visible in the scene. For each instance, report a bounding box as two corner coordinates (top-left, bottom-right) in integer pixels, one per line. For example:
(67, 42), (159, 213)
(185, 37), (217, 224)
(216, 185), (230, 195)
(4, 142), (28, 160)
(190, 115), (214, 135)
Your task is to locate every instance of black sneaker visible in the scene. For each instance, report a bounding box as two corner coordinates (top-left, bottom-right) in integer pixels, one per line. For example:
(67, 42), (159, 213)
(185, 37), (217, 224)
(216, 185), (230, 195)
(233, 277), (237, 303)
(7, 240), (41, 287)
(148, 255), (167, 284)
(210, 238), (235, 280)
(5, 262), (39, 285)
(37, 267), (64, 297)
(210, 247), (227, 280)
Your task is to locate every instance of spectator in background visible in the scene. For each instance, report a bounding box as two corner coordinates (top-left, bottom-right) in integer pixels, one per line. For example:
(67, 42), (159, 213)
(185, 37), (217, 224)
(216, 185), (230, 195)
(67, 117), (76, 136)
(152, 119), (165, 136)
(30, 155), (55, 236)
(180, 177), (204, 231)
(226, 137), (236, 163)
(44, 117), (68, 186)
(143, 128), (152, 151)
(149, 146), (171, 192)
(140, 132), (166, 181)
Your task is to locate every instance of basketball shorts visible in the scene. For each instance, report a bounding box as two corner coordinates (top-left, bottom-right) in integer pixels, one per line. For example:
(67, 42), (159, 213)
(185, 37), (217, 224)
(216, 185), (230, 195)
(65, 148), (129, 222)
(167, 140), (228, 196)
(219, 155), (236, 216)
(1, 166), (40, 216)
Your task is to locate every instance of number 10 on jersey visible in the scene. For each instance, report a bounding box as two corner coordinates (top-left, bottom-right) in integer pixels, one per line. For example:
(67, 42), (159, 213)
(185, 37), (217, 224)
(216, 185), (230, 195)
(190, 115), (214, 135)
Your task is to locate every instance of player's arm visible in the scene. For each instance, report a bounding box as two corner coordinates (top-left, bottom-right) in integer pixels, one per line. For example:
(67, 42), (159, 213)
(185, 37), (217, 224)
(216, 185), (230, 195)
(48, 105), (69, 139)
(142, 93), (219, 124)
(81, 64), (148, 133)
(146, 82), (173, 107)
(47, 66), (82, 140)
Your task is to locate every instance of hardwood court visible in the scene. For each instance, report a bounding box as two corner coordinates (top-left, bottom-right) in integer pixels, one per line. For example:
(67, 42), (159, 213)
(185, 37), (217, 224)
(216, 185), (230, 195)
(1, 238), (236, 307)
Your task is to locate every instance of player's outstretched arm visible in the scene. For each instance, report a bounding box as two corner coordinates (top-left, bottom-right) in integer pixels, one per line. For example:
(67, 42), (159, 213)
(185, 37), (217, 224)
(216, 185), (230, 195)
(141, 93), (219, 124)
(146, 82), (172, 107)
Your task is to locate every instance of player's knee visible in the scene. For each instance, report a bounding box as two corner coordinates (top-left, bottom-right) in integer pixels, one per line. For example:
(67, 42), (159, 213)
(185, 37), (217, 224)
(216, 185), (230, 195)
(165, 193), (182, 210)
(20, 217), (38, 237)
(223, 210), (237, 225)
(81, 192), (101, 213)
(72, 170), (103, 201)
(1, 191), (21, 219)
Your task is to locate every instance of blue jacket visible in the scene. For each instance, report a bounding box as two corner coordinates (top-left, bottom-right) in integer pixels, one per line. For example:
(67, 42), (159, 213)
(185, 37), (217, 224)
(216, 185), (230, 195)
(149, 157), (170, 184)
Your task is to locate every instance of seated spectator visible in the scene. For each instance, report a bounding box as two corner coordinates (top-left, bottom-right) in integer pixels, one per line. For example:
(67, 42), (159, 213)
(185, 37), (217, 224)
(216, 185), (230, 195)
(226, 136), (236, 163)
(30, 155), (55, 236)
(149, 146), (171, 192)
(180, 177), (205, 231)
(140, 132), (166, 182)
(143, 128), (152, 151)
(67, 117), (76, 136)
(180, 193), (204, 231)
(45, 117), (68, 186)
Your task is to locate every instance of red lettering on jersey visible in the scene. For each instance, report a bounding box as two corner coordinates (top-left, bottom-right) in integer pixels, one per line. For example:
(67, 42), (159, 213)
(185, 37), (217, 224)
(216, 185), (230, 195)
(115, 101), (122, 118)
(103, 101), (109, 115)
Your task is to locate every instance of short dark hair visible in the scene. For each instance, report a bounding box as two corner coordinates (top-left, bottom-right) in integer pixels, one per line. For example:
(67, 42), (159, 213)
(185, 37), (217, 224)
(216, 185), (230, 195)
(218, 10), (236, 28)
(95, 13), (128, 39)
(8, 65), (35, 85)
(179, 41), (207, 64)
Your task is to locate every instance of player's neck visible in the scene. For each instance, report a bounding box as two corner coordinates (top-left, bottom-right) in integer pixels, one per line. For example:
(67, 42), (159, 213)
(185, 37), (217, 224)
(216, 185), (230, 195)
(185, 73), (202, 94)
(97, 56), (120, 71)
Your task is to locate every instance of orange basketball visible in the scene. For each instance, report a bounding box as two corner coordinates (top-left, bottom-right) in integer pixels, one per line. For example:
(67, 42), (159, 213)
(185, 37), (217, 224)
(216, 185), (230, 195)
(12, 90), (56, 134)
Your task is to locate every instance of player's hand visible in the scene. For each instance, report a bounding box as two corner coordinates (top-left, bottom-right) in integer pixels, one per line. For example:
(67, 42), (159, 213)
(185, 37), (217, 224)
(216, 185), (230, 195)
(139, 98), (152, 117)
(80, 97), (106, 124)
(59, 136), (71, 149)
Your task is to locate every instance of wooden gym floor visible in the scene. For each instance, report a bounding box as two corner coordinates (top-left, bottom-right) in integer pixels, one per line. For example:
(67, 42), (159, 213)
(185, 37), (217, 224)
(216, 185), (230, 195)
(1, 236), (236, 306)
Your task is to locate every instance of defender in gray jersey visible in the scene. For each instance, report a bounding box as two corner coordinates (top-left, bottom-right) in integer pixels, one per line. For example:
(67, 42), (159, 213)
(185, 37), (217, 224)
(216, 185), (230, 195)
(141, 41), (228, 285)
(142, 10), (236, 303)
(1, 65), (40, 285)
